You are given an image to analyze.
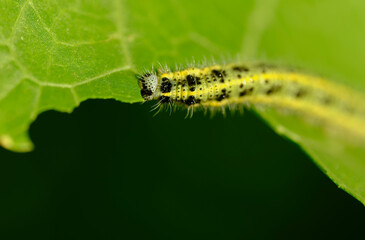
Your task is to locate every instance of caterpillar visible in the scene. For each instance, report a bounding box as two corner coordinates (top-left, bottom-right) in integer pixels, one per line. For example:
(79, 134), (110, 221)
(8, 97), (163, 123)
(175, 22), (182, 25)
(137, 62), (365, 139)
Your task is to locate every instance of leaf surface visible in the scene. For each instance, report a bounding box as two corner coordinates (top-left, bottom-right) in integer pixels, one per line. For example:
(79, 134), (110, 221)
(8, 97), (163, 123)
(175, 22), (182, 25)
(1, 0), (365, 203)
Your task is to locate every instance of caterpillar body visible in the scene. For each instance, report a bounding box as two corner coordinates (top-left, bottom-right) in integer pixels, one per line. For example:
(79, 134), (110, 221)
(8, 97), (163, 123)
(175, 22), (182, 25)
(137, 62), (365, 138)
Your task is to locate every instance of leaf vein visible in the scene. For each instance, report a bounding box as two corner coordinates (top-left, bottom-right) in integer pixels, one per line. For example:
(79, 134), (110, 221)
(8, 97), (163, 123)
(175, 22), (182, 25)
(113, 0), (134, 70)
(240, 0), (280, 58)
(72, 66), (131, 87)
(9, 0), (30, 41)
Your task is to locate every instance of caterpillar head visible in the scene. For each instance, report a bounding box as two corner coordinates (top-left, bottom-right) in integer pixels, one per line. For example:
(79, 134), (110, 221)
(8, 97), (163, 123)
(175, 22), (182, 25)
(138, 73), (159, 101)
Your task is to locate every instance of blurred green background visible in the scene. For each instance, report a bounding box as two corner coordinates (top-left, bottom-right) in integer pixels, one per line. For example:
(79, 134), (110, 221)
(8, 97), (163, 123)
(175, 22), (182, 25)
(0, 100), (364, 239)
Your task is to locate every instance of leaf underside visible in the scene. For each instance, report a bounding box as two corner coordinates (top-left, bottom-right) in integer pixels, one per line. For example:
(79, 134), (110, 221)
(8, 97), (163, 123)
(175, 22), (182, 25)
(1, 0), (365, 204)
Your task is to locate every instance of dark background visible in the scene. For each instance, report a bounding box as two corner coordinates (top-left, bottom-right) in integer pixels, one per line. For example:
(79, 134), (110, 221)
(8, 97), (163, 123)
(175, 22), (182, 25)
(0, 100), (364, 239)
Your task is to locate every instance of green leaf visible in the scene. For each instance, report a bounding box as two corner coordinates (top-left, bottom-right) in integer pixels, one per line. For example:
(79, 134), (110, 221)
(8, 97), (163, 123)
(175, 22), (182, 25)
(0, 0), (140, 151)
(1, 0), (365, 204)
